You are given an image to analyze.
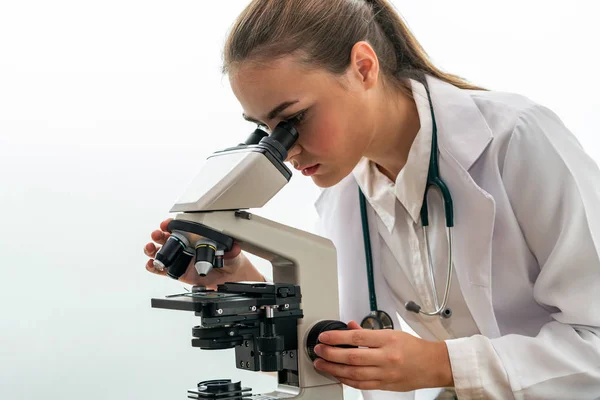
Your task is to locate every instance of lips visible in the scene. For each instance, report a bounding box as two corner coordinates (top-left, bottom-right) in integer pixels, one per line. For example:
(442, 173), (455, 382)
(301, 164), (320, 176)
(295, 162), (317, 171)
(291, 161), (321, 176)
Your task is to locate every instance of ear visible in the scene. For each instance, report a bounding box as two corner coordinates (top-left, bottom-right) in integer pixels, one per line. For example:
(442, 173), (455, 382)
(348, 41), (379, 90)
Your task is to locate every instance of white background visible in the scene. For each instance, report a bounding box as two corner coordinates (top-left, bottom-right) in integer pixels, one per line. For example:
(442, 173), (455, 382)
(0, 1), (598, 399)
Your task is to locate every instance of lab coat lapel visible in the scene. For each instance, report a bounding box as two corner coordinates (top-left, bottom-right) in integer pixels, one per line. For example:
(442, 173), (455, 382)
(438, 152), (501, 338)
(428, 76), (501, 338)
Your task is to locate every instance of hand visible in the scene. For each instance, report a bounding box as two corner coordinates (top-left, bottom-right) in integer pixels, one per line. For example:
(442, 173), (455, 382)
(143, 218), (261, 289)
(312, 321), (454, 392)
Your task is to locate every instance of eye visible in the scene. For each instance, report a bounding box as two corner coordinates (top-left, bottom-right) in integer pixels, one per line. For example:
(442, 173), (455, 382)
(255, 110), (307, 133)
(287, 110), (306, 125)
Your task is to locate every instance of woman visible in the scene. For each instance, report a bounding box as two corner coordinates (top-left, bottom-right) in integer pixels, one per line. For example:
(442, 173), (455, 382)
(143, 0), (600, 398)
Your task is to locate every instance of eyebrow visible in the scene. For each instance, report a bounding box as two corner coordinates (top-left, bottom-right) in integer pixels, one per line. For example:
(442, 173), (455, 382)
(242, 100), (299, 125)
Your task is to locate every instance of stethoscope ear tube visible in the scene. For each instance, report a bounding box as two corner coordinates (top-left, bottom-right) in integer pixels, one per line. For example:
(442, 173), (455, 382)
(405, 301), (453, 319)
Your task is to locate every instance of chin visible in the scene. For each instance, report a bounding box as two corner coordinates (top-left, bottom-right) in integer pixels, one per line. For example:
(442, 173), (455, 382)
(310, 171), (346, 188)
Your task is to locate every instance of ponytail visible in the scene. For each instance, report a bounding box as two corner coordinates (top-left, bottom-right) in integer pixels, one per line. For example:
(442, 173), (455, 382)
(223, 0), (483, 91)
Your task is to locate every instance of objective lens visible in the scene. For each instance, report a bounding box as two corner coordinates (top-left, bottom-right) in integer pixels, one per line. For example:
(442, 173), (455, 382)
(153, 231), (189, 271)
(166, 247), (194, 280)
(194, 239), (217, 276)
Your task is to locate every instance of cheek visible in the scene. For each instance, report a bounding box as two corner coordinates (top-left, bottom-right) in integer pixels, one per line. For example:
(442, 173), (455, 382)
(304, 111), (358, 158)
(311, 117), (341, 155)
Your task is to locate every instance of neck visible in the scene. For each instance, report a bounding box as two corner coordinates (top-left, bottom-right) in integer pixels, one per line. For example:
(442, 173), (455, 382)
(363, 85), (420, 182)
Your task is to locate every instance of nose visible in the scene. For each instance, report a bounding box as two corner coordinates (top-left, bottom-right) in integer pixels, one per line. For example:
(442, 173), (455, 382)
(285, 143), (302, 166)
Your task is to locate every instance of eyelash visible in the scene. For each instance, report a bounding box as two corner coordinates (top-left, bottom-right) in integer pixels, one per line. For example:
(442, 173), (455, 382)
(257, 111), (306, 131)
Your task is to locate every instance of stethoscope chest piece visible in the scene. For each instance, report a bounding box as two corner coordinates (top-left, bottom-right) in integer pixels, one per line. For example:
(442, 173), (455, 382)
(360, 310), (394, 330)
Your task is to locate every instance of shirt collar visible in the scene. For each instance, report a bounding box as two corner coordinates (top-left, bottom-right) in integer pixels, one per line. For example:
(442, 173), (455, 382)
(394, 79), (432, 224)
(353, 157), (397, 232)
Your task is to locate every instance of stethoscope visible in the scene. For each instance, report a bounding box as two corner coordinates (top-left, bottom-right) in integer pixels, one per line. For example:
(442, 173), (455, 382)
(359, 82), (455, 330)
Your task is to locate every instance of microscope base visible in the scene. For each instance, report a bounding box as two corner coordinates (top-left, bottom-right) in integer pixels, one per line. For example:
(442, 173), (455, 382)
(187, 380), (344, 399)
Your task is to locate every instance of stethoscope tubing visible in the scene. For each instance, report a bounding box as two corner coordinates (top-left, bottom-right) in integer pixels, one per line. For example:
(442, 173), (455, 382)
(359, 78), (454, 320)
(421, 225), (453, 316)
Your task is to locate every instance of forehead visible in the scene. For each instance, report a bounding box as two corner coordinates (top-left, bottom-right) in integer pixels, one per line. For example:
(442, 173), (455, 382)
(229, 56), (336, 119)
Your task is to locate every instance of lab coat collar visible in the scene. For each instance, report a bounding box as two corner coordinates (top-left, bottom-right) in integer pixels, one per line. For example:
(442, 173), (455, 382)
(424, 75), (493, 171)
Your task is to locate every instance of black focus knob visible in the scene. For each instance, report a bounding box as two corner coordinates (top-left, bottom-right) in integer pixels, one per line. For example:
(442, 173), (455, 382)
(257, 335), (284, 372)
(259, 351), (283, 372)
(306, 320), (357, 361)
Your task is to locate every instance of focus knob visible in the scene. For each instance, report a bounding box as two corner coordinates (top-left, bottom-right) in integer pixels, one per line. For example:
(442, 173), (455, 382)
(257, 335), (284, 372)
(306, 320), (357, 361)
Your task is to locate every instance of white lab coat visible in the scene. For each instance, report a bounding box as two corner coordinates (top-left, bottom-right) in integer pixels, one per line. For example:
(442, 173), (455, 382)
(314, 75), (600, 399)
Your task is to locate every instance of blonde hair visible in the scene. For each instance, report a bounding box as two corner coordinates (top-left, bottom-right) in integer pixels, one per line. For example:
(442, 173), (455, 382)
(222, 0), (484, 93)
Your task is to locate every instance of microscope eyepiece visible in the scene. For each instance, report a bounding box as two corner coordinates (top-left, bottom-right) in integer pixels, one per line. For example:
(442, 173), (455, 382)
(243, 128), (269, 145)
(153, 231), (190, 271)
(258, 120), (299, 161)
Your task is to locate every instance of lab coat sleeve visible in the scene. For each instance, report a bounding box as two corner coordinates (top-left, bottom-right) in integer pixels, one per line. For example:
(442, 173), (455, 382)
(450, 104), (600, 399)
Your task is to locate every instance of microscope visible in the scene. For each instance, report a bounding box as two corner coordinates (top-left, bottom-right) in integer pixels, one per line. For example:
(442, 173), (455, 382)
(150, 121), (351, 399)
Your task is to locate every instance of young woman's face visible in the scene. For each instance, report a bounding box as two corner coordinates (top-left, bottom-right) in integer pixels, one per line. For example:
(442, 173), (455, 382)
(229, 56), (376, 188)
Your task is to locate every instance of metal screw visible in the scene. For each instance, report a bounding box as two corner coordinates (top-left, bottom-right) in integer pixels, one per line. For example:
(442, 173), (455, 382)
(244, 341), (249, 347)
(246, 361), (250, 368)
(229, 331), (235, 337)
(290, 352), (294, 358)
(217, 309), (223, 315)
(240, 361), (244, 367)
(284, 304), (289, 309)
(250, 306), (257, 312)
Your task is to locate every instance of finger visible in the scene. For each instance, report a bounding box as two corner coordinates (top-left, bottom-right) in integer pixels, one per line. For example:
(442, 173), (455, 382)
(145, 259), (167, 276)
(318, 328), (388, 348)
(144, 243), (158, 257)
(151, 229), (170, 245)
(159, 218), (173, 232)
(313, 359), (381, 382)
(336, 378), (381, 391)
(313, 344), (380, 366)
(224, 242), (241, 260)
(346, 320), (362, 330)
